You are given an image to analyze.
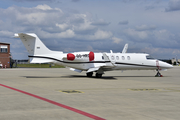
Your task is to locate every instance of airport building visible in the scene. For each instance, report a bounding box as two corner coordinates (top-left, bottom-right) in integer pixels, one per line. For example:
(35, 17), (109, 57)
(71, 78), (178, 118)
(0, 42), (10, 68)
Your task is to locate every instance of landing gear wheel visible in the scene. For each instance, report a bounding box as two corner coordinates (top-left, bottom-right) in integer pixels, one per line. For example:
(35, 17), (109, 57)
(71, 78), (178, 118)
(96, 73), (102, 78)
(86, 72), (93, 77)
(155, 70), (163, 77)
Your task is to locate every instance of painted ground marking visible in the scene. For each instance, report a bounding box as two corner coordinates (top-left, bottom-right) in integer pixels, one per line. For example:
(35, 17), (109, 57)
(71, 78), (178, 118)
(0, 84), (105, 120)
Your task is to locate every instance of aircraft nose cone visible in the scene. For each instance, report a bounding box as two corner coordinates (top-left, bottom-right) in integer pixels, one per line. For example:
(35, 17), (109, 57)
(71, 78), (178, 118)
(159, 61), (173, 69)
(168, 64), (173, 68)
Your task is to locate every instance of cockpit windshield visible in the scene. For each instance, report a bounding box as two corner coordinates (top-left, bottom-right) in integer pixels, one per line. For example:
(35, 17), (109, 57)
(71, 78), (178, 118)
(146, 55), (155, 60)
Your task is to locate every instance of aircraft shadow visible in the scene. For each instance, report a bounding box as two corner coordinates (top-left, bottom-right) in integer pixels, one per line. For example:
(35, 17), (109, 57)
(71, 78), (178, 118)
(63, 75), (117, 80)
(22, 75), (117, 80)
(113, 76), (154, 77)
(22, 75), (156, 80)
(22, 76), (62, 78)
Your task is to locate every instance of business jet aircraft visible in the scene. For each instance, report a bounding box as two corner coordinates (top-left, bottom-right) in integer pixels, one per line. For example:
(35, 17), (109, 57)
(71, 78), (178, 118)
(14, 33), (173, 78)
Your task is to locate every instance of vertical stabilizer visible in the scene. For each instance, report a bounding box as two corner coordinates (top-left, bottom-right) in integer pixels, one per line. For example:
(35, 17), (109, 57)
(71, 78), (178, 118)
(14, 33), (51, 55)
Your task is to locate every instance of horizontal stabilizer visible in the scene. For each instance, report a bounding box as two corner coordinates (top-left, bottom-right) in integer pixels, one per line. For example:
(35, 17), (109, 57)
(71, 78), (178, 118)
(14, 33), (35, 39)
(30, 58), (53, 63)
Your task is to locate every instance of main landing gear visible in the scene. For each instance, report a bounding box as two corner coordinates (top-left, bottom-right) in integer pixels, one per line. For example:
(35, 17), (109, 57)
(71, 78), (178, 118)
(86, 72), (93, 77)
(86, 72), (103, 78)
(95, 73), (102, 78)
(155, 70), (163, 77)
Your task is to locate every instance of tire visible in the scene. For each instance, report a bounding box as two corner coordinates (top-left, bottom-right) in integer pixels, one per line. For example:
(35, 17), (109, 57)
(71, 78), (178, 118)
(96, 73), (102, 78)
(86, 72), (93, 77)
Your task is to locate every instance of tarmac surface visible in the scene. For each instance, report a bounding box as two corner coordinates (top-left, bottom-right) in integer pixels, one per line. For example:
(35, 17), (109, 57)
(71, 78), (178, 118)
(0, 67), (180, 120)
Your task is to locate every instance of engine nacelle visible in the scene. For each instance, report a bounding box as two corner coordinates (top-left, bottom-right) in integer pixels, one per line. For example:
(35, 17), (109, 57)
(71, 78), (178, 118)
(67, 53), (75, 61)
(89, 51), (94, 61)
(67, 51), (94, 62)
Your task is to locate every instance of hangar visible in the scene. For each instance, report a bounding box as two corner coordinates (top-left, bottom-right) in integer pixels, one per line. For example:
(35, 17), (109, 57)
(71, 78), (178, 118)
(0, 42), (10, 68)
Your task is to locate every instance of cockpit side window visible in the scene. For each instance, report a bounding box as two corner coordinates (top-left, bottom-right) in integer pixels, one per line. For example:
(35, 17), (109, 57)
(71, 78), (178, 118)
(146, 55), (155, 60)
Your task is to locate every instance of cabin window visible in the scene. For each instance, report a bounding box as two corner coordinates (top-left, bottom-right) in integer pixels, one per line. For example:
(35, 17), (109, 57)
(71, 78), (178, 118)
(122, 56), (125, 60)
(116, 56), (119, 60)
(102, 56), (104, 60)
(146, 55), (155, 60)
(127, 56), (130, 60)
(111, 55), (115, 60)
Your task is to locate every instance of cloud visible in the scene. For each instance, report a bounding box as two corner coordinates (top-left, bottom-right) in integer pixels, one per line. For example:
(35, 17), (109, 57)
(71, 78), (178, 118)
(1, 1), (180, 59)
(35, 4), (54, 10)
(71, 0), (80, 2)
(0, 30), (14, 38)
(0, 4), (115, 42)
(92, 29), (113, 40)
(82, 29), (113, 40)
(58, 29), (75, 38)
(118, 20), (129, 25)
(91, 19), (111, 26)
(112, 37), (123, 44)
(124, 28), (148, 40)
(72, 14), (96, 33)
(142, 47), (180, 59)
(135, 25), (156, 31)
(152, 29), (180, 48)
(0, 5), (63, 28)
(13, 0), (55, 2)
(56, 23), (69, 31)
(0, 4), (118, 59)
(165, 0), (180, 12)
(145, 5), (155, 10)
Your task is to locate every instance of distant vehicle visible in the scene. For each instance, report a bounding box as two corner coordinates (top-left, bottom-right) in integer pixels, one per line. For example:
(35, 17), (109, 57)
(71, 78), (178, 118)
(14, 33), (173, 78)
(176, 55), (179, 66)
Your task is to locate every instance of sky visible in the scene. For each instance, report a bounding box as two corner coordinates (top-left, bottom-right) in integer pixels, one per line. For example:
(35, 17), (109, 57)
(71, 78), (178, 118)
(0, 0), (180, 59)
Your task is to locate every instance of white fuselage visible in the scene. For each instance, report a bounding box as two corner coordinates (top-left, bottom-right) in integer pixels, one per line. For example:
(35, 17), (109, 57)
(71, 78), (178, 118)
(30, 52), (172, 72)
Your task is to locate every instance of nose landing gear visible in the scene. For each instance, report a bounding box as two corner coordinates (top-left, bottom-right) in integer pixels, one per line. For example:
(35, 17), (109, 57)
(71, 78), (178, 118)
(155, 60), (163, 77)
(155, 70), (163, 77)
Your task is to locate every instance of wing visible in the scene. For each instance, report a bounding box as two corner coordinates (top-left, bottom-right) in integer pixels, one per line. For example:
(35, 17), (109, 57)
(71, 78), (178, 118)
(86, 53), (116, 74)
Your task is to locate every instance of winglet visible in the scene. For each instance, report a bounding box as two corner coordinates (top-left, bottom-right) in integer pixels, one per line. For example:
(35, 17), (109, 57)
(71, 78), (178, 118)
(122, 44), (128, 53)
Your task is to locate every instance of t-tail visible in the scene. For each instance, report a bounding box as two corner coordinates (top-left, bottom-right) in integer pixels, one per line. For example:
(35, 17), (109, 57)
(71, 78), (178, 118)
(14, 33), (63, 63)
